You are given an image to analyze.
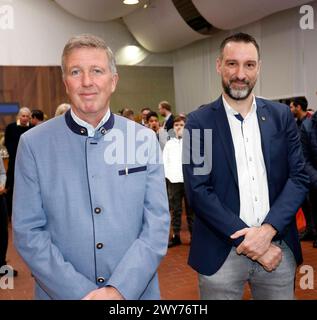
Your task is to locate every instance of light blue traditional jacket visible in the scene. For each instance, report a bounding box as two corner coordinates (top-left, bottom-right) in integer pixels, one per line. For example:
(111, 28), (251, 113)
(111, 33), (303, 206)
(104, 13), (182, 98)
(13, 111), (170, 300)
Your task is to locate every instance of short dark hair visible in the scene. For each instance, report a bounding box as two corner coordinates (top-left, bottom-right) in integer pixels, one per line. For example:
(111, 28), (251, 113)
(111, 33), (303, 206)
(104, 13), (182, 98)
(146, 111), (159, 122)
(220, 32), (260, 60)
(174, 116), (186, 124)
(291, 96), (308, 112)
(31, 109), (44, 121)
(141, 107), (151, 113)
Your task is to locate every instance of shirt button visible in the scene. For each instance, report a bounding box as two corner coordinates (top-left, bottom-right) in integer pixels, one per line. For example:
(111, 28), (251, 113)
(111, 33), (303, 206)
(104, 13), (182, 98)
(249, 157), (252, 162)
(100, 128), (106, 135)
(97, 277), (105, 283)
(94, 207), (101, 214)
(96, 243), (103, 249)
(255, 196), (258, 202)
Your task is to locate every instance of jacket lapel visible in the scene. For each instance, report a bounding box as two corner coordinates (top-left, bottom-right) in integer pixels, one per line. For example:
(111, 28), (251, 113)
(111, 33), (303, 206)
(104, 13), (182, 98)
(256, 98), (271, 180)
(213, 97), (239, 187)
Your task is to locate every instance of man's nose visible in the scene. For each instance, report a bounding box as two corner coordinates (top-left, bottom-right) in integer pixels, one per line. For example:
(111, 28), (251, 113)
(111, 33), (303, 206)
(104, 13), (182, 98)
(82, 71), (93, 86)
(236, 65), (246, 80)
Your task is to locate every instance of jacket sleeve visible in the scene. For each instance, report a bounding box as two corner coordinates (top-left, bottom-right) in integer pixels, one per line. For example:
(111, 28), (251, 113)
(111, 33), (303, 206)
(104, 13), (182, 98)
(13, 135), (98, 300)
(301, 120), (317, 189)
(262, 108), (309, 234)
(182, 113), (248, 247)
(106, 131), (170, 299)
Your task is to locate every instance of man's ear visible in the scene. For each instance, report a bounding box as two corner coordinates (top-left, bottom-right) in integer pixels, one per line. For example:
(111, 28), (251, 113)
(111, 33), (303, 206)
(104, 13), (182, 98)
(216, 57), (222, 75)
(111, 73), (119, 93)
(257, 60), (262, 75)
(63, 77), (69, 95)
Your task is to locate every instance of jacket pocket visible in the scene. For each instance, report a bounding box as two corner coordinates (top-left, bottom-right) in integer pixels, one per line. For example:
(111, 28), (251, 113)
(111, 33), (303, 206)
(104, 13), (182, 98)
(118, 166), (147, 176)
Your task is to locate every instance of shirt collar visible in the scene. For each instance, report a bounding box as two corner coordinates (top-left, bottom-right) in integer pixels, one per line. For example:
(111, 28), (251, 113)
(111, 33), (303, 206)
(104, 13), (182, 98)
(222, 95), (257, 119)
(70, 109), (110, 137)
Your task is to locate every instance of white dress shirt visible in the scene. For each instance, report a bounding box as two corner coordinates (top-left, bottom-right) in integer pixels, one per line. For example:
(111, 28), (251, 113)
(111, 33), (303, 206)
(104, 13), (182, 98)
(223, 95), (270, 227)
(71, 108), (110, 137)
(163, 137), (184, 183)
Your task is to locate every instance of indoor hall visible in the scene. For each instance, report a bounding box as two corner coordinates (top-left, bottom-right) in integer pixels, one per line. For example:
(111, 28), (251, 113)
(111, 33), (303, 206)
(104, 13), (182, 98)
(1, 0), (317, 301)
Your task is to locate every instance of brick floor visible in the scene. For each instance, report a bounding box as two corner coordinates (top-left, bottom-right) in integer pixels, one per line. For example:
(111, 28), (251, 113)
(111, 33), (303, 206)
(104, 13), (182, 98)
(1, 223), (317, 300)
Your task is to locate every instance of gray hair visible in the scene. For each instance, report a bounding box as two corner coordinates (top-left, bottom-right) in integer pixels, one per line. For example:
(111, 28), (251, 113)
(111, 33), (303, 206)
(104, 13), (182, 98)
(18, 107), (31, 116)
(55, 103), (71, 117)
(61, 34), (117, 76)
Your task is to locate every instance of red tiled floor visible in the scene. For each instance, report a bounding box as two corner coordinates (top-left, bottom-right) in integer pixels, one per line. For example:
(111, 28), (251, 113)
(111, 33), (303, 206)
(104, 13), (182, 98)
(1, 222), (317, 300)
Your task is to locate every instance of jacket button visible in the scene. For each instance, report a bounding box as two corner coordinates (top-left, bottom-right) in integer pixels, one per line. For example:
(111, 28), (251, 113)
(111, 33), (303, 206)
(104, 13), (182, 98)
(100, 128), (106, 135)
(80, 128), (86, 135)
(96, 243), (103, 249)
(97, 277), (105, 283)
(94, 207), (101, 214)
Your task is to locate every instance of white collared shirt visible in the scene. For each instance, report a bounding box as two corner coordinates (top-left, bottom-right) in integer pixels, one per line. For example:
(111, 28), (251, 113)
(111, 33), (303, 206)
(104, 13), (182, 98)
(71, 108), (110, 137)
(163, 137), (183, 183)
(223, 95), (270, 227)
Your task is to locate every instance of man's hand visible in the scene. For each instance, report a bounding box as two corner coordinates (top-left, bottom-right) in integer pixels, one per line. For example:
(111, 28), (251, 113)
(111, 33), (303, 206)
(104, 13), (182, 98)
(82, 286), (125, 300)
(257, 243), (282, 272)
(230, 224), (277, 260)
(0, 186), (6, 195)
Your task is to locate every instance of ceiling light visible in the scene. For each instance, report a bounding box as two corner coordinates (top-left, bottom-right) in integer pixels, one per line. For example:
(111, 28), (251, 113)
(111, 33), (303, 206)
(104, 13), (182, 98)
(115, 45), (148, 65)
(123, 0), (139, 4)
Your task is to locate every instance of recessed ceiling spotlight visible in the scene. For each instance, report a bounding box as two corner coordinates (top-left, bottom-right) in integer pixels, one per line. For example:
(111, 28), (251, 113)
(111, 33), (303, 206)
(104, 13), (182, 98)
(123, 0), (139, 4)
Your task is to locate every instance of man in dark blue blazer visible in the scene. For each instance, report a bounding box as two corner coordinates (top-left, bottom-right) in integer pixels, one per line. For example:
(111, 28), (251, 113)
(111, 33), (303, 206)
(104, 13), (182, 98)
(183, 33), (309, 300)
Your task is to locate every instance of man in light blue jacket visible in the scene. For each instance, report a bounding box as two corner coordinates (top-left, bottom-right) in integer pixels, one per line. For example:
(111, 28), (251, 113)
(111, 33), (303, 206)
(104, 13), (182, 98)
(13, 34), (170, 300)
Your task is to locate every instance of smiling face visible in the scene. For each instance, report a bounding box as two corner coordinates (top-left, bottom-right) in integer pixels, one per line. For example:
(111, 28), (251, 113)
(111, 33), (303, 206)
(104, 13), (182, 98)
(63, 47), (118, 127)
(216, 41), (260, 101)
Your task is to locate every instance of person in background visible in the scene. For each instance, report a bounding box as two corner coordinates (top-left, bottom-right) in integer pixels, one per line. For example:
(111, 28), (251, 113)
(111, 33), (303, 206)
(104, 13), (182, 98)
(13, 34), (169, 300)
(183, 32), (309, 300)
(4, 107), (31, 218)
(158, 101), (174, 133)
(289, 97), (312, 130)
(140, 107), (151, 126)
(301, 112), (317, 248)
(289, 97), (316, 241)
(0, 157), (17, 277)
(147, 111), (168, 150)
(31, 109), (44, 126)
(54, 103), (71, 117)
(163, 116), (194, 247)
(122, 108), (135, 121)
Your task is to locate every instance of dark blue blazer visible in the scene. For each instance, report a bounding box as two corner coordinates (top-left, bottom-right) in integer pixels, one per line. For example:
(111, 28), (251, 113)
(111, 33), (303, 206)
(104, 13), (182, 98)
(183, 96), (309, 276)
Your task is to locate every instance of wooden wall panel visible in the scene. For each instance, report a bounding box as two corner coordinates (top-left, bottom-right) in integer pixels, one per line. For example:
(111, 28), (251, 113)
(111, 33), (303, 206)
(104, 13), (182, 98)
(0, 65), (175, 131)
(0, 66), (69, 123)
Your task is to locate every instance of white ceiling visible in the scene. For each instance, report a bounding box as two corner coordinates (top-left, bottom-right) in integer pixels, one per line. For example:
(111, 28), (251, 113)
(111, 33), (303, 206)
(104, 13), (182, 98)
(54, 0), (314, 52)
(54, 0), (147, 22)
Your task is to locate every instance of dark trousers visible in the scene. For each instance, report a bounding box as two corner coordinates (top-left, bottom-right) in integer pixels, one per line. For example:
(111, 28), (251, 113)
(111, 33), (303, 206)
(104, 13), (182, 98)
(0, 194), (8, 267)
(5, 163), (14, 219)
(309, 189), (317, 235)
(168, 182), (194, 235)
